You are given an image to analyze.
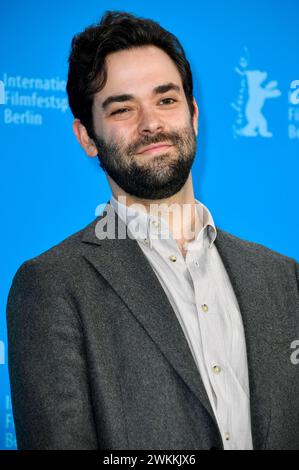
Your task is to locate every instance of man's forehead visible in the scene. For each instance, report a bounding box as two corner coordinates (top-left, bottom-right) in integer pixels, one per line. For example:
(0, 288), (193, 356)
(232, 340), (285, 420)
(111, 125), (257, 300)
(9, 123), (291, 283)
(104, 47), (181, 85)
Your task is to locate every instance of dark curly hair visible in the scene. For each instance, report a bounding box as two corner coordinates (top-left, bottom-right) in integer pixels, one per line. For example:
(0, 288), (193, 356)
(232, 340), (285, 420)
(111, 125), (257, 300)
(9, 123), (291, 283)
(66, 10), (195, 139)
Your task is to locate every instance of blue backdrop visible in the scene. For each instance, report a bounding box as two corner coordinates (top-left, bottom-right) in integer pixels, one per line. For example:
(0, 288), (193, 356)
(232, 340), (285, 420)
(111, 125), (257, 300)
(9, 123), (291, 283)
(1, 0), (298, 450)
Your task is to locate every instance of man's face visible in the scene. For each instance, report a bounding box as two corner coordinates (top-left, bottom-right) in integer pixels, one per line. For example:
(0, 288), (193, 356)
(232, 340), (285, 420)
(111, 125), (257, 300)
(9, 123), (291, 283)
(91, 45), (198, 200)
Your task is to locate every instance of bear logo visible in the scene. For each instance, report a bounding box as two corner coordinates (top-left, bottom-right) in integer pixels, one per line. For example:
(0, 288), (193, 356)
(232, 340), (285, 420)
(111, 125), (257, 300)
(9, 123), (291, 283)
(238, 70), (281, 137)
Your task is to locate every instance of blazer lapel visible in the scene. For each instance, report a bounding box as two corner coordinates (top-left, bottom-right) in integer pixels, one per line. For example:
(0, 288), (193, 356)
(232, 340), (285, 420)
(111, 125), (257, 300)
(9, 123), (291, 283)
(81, 203), (221, 435)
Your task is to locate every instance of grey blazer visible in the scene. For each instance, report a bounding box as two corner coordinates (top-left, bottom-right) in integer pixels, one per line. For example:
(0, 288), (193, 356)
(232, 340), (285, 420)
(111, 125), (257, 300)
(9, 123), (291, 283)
(6, 203), (299, 450)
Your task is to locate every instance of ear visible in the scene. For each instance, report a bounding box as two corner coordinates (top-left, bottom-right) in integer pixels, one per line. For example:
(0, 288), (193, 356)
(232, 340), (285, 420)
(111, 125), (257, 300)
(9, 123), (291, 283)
(72, 119), (98, 157)
(192, 97), (199, 136)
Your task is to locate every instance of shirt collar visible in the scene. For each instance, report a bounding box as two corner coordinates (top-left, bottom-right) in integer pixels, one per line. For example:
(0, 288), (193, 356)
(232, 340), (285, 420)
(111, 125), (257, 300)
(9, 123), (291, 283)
(109, 194), (217, 249)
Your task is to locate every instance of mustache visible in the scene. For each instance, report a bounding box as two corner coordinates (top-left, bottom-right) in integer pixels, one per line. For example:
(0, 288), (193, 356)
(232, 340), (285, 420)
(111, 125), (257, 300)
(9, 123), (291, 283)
(127, 131), (184, 155)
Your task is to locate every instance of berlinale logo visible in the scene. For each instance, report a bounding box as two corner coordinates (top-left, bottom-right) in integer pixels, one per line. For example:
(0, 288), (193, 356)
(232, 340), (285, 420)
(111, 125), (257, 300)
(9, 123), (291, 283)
(232, 48), (281, 138)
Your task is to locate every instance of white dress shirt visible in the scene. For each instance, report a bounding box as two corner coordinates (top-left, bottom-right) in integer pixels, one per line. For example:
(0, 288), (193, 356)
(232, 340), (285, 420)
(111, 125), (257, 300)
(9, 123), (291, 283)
(109, 195), (253, 450)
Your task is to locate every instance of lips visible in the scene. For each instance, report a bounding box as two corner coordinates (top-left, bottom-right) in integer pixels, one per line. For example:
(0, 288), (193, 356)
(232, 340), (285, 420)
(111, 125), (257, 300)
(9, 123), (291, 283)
(137, 143), (173, 154)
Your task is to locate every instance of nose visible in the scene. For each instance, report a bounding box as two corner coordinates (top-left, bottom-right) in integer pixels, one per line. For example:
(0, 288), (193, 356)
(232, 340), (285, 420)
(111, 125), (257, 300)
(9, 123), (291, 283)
(137, 106), (165, 135)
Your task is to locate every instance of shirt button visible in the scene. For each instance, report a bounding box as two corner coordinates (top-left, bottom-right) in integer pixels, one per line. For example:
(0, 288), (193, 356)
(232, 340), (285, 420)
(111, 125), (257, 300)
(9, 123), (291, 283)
(169, 255), (177, 262)
(212, 365), (221, 374)
(152, 220), (160, 228)
(224, 432), (231, 441)
(143, 238), (149, 245)
(201, 304), (209, 312)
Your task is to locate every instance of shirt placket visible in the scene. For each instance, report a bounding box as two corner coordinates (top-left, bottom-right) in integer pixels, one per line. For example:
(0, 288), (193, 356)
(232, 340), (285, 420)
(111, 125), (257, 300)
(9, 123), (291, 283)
(187, 233), (232, 448)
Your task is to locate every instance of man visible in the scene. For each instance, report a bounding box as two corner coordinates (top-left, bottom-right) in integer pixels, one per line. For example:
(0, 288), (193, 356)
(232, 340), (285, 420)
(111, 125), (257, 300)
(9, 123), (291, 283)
(6, 11), (299, 450)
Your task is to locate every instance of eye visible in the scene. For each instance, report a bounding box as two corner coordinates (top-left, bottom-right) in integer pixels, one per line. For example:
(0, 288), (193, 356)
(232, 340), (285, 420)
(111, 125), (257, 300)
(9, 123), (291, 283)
(110, 108), (129, 116)
(160, 98), (177, 105)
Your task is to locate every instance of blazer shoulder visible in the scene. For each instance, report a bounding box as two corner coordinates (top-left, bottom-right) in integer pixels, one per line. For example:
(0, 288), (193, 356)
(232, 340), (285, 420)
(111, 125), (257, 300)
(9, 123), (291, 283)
(216, 227), (298, 267)
(10, 217), (99, 288)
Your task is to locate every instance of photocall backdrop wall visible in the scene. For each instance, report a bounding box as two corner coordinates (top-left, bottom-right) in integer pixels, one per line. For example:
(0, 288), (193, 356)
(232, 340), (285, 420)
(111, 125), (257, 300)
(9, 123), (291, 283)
(0, 0), (298, 450)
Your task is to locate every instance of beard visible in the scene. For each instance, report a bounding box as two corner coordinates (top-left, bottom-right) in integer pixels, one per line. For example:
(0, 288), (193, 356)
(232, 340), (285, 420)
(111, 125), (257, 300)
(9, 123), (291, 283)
(91, 119), (197, 200)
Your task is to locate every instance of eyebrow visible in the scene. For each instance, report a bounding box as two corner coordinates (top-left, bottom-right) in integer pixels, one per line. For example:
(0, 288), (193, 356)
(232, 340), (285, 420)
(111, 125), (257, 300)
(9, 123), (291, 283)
(101, 82), (181, 111)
